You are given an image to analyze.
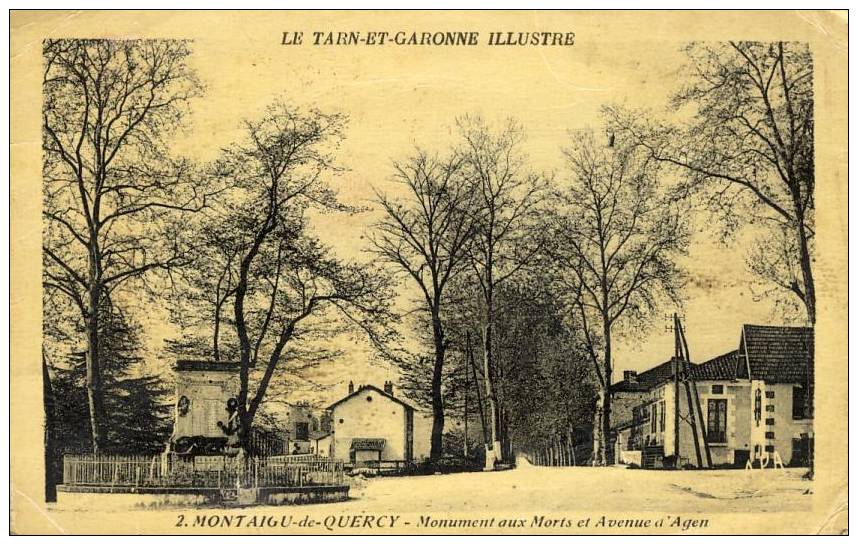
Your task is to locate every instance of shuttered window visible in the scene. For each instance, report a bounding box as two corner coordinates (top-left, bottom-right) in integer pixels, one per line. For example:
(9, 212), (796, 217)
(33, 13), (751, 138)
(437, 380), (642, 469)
(792, 387), (808, 419)
(651, 403), (658, 433)
(707, 399), (727, 443)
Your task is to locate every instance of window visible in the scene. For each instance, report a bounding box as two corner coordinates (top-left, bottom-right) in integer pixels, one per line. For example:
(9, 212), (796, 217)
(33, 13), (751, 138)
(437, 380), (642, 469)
(712, 385), (723, 394)
(792, 387), (808, 419)
(295, 422), (309, 441)
(765, 418), (775, 425)
(707, 399), (728, 443)
(651, 403), (658, 433)
(754, 388), (762, 425)
(765, 391), (775, 398)
(660, 401), (666, 431)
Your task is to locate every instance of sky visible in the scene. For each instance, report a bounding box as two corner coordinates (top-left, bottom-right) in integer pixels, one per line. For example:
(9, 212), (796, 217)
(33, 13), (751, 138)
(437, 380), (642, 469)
(21, 10), (814, 404)
(9, 12), (849, 532)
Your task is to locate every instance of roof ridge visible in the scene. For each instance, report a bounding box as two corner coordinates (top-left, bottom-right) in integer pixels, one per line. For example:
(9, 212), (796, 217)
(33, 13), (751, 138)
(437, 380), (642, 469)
(327, 383), (416, 411)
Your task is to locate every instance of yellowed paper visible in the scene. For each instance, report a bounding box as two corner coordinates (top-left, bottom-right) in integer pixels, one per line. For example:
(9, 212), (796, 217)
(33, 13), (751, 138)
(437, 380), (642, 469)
(10, 10), (848, 535)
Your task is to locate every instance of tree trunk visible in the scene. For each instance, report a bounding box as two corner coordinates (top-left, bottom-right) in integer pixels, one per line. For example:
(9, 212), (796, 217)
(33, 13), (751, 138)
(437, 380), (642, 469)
(600, 320), (613, 466)
(796, 219), (816, 326)
(43, 351), (57, 502)
(213, 296), (223, 361)
(85, 284), (106, 454)
(482, 321), (502, 469)
(794, 216), (815, 478)
(429, 312), (445, 461)
(591, 391), (606, 465)
(234, 236), (261, 455)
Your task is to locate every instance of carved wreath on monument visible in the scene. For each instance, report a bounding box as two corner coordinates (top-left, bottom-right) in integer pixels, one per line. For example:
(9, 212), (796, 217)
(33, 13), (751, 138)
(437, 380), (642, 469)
(177, 395), (190, 416)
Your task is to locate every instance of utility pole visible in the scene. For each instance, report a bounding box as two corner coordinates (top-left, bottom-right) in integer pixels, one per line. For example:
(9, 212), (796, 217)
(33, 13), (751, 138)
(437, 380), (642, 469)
(672, 314), (680, 468)
(677, 316), (712, 468)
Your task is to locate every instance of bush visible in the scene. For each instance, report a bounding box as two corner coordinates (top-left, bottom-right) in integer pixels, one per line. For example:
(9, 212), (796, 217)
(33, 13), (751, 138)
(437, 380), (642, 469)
(416, 454), (482, 475)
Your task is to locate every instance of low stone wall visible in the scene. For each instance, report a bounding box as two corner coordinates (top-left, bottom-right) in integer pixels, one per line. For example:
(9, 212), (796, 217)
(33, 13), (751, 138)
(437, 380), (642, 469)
(260, 485), (350, 505)
(56, 484), (350, 508)
(57, 485), (225, 509)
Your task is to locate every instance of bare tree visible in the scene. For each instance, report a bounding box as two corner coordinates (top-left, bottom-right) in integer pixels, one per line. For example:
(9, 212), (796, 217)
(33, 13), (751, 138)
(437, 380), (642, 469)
(608, 41), (814, 324)
(211, 102), (392, 451)
(549, 129), (688, 465)
(457, 115), (546, 467)
(166, 215), (244, 361)
(42, 39), (206, 453)
(371, 150), (475, 460)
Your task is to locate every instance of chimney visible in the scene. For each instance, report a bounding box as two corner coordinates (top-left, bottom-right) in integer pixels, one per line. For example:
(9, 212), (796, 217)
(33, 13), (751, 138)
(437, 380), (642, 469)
(384, 381), (393, 396)
(624, 371), (637, 384)
(348, 380), (354, 394)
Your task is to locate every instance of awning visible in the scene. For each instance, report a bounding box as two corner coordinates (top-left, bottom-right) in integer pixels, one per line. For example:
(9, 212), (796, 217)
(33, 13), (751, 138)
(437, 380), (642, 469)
(350, 438), (386, 451)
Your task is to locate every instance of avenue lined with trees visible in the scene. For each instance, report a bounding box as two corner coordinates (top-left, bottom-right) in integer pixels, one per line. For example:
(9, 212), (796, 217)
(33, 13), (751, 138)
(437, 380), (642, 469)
(42, 39), (815, 493)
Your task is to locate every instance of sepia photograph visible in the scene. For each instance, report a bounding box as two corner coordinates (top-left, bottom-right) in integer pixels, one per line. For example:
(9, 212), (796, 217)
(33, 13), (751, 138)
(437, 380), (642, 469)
(8, 9), (848, 535)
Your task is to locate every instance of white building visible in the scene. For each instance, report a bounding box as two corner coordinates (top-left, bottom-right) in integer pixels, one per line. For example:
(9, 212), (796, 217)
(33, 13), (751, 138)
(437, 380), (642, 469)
(325, 382), (432, 466)
(611, 324), (813, 468)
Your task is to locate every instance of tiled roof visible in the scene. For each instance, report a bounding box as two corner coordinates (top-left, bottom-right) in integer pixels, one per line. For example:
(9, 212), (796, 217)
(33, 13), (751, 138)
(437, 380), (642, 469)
(612, 351), (740, 393)
(611, 358), (682, 393)
(741, 324), (813, 383)
(351, 438), (386, 451)
(689, 350), (738, 380)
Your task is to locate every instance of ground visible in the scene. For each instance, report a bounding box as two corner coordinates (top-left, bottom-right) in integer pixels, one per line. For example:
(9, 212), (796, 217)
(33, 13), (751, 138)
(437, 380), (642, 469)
(39, 459), (818, 534)
(343, 459), (813, 514)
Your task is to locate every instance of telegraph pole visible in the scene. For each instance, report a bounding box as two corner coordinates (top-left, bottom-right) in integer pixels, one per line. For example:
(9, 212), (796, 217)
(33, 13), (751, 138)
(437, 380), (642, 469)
(673, 314), (681, 467)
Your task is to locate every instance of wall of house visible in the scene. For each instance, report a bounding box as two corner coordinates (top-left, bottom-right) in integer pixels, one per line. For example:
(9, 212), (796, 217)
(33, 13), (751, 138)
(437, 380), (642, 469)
(662, 384), (676, 457)
(283, 404), (325, 454)
(617, 376), (813, 469)
(749, 381), (813, 466)
(411, 412), (433, 461)
(614, 428), (636, 464)
(631, 384), (671, 453)
(611, 390), (645, 429)
(681, 381), (751, 467)
(329, 391), (409, 462)
(173, 371), (238, 439)
(314, 435), (332, 457)
(650, 380), (753, 467)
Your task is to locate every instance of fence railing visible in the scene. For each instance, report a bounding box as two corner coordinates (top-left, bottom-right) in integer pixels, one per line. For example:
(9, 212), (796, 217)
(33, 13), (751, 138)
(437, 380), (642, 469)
(351, 460), (415, 474)
(63, 454), (344, 489)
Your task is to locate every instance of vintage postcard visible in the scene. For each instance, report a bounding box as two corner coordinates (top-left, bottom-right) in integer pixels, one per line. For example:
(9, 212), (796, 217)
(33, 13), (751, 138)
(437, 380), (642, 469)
(9, 10), (848, 535)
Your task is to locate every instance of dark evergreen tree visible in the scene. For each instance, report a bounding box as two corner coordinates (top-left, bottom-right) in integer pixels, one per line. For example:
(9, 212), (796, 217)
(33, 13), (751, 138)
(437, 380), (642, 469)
(52, 306), (172, 456)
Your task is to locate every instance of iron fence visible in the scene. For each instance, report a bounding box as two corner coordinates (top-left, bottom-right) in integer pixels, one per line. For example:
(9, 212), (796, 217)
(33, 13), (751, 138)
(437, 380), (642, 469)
(62, 454), (344, 489)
